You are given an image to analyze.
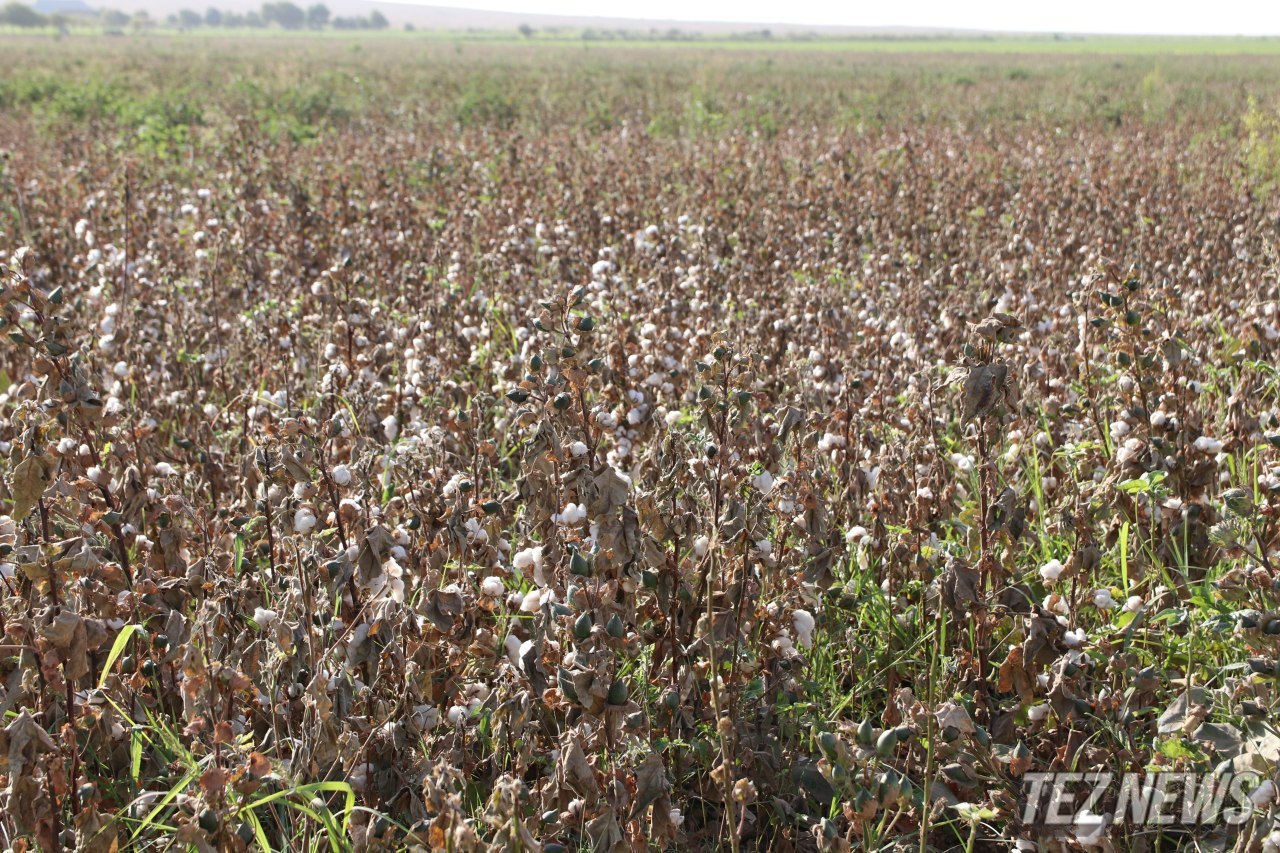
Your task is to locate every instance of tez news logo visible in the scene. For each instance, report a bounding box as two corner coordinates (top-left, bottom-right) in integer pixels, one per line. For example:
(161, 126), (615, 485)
(1020, 771), (1272, 827)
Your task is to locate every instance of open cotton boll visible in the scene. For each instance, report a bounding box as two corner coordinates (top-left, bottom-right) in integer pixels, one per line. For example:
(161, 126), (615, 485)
(751, 470), (775, 495)
(481, 576), (505, 597)
(1193, 436), (1223, 453)
(1123, 595), (1143, 613)
(504, 634), (522, 666)
(1063, 628), (1087, 648)
(513, 546), (546, 586)
(519, 588), (544, 613)
(1092, 589), (1117, 609)
(1039, 559), (1064, 583)
(692, 535), (710, 558)
(332, 464), (352, 486)
(570, 441), (588, 457)
(252, 607), (277, 629)
(792, 609), (816, 648)
(1027, 704), (1050, 722)
(293, 508), (317, 535)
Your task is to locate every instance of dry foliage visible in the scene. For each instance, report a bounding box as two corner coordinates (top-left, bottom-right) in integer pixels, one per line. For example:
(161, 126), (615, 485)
(1, 37), (1280, 852)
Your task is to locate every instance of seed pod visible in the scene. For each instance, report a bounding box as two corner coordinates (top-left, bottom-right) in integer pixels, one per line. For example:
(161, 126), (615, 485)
(607, 680), (628, 705)
(875, 729), (897, 757)
(573, 612), (592, 639)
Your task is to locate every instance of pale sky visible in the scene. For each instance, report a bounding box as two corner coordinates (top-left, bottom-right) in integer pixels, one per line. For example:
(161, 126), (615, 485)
(413, 0), (1280, 36)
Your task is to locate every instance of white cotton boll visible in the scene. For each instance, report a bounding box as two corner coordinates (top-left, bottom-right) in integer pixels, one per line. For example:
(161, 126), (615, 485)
(381, 415), (399, 440)
(504, 634), (522, 666)
(519, 589), (543, 612)
(1063, 628), (1086, 648)
(481, 576), (505, 597)
(1194, 436), (1223, 453)
(752, 470), (775, 495)
(845, 526), (868, 545)
(1123, 595), (1143, 613)
(57, 437), (77, 454)
(664, 410), (682, 427)
(252, 607), (277, 629)
(1150, 410), (1168, 428)
(570, 441), (588, 457)
(293, 508), (317, 535)
(692, 535), (710, 558)
(792, 610), (816, 648)
(755, 538), (773, 557)
(466, 519), (489, 544)
(332, 464), (352, 486)
(155, 462), (176, 477)
(1039, 559), (1064, 583)
(447, 705), (468, 725)
(771, 633), (796, 655)
(1251, 780), (1277, 809)
(950, 453), (974, 474)
(1092, 589), (1116, 609)
(513, 546), (546, 585)
(1042, 594), (1069, 616)
(1027, 704), (1050, 722)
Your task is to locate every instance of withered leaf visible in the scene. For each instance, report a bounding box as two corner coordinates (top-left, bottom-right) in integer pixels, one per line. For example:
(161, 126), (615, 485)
(9, 453), (55, 521)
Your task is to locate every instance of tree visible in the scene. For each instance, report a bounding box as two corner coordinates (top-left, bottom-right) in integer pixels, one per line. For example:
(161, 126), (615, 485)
(204, 6), (221, 25)
(101, 7), (128, 26)
(305, 2), (327, 27)
(517, 22), (534, 38)
(262, 1), (304, 29)
(1, 2), (47, 27)
(178, 8), (202, 27)
(366, 9), (387, 29)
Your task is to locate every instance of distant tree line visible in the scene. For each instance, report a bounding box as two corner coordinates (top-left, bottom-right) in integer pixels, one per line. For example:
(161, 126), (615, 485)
(0, 1), (390, 31)
(159, 3), (389, 30)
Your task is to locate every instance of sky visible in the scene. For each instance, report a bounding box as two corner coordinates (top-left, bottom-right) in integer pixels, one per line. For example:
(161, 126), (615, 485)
(407, 0), (1280, 36)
